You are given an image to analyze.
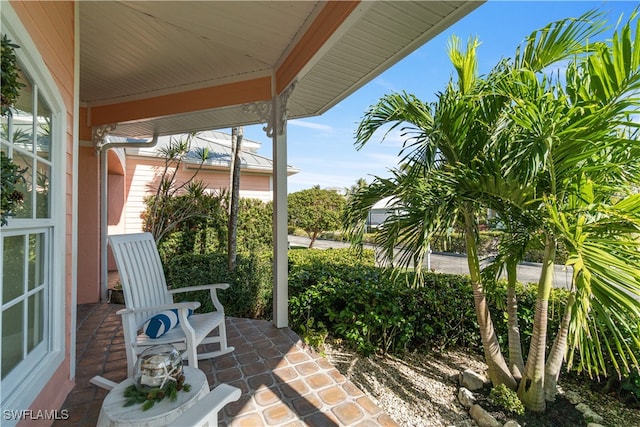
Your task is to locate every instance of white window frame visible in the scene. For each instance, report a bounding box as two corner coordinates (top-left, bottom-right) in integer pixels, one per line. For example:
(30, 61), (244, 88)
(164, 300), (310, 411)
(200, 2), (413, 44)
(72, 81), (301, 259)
(1, 4), (67, 419)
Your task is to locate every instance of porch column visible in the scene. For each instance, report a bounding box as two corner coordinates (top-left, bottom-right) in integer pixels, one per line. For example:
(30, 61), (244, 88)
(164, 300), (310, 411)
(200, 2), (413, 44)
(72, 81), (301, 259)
(94, 124), (118, 303)
(272, 92), (288, 328)
(245, 81), (295, 328)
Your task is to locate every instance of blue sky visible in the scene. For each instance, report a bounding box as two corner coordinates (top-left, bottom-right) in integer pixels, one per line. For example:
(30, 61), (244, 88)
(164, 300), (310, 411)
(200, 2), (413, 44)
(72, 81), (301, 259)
(242, 1), (638, 193)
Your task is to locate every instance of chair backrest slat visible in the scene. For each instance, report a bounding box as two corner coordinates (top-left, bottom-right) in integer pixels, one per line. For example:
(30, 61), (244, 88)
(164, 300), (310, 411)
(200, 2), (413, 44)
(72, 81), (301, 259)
(108, 233), (173, 328)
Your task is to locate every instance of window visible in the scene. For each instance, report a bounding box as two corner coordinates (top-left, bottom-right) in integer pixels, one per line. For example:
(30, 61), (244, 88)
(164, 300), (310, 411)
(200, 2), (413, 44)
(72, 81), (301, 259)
(0, 25), (64, 414)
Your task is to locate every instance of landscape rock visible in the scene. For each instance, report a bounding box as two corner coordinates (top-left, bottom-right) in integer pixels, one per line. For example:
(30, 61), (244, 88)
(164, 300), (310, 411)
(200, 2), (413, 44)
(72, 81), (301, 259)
(575, 403), (590, 413)
(503, 421), (521, 427)
(461, 369), (487, 391)
(564, 390), (583, 404)
(586, 424), (605, 427)
(449, 373), (462, 384)
(575, 404), (604, 424)
(458, 387), (476, 408)
(583, 410), (604, 424)
(469, 404), (501, 427)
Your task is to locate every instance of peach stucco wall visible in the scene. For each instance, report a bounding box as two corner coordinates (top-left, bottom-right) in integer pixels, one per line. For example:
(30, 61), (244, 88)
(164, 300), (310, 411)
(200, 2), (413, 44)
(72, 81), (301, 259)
(10, 0), (77, 423)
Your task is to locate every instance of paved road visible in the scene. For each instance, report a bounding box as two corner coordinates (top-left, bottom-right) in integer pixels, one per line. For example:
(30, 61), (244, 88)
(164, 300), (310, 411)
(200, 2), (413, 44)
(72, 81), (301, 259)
(288, 235), (572, 289)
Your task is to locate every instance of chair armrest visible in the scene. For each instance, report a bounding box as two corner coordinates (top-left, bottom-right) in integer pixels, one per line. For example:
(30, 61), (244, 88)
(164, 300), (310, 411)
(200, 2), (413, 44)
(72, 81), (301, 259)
(171, 384), (241, 426)
(115, 301), (200, 316)
(168, 283), (230, 312)
(168, 283), (231, 294)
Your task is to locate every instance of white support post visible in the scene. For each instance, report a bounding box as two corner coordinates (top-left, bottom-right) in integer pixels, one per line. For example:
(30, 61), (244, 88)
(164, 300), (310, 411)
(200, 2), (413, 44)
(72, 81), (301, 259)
(243, 81), (295, 328)
(272, 93), (289, 328)
(94, 124), (118, 303)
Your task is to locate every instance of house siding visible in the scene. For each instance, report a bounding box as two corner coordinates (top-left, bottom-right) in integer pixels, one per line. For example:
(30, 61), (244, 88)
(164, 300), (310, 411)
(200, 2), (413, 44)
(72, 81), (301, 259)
(10, 1), (77, 423)
(77, 146), (100, 304)
(122, 157), (273, 234)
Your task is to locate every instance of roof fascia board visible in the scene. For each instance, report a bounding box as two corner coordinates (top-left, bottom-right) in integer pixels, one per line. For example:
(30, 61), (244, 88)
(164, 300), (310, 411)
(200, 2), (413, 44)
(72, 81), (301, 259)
(87, 76), (272, 127)
(275, 0), (361, 94)
(184, 162), (300, 176)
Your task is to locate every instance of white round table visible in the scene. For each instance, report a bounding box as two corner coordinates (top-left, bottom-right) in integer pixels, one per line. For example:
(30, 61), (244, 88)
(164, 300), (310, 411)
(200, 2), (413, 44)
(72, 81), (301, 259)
(96, 367), (209, 427)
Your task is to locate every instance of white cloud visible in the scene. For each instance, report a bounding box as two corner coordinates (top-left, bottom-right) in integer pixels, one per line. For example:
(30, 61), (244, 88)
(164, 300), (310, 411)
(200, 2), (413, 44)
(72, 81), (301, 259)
(288, 170), (368, 193)
(289, 120), (334, 132)
(287, 151), (399, 193)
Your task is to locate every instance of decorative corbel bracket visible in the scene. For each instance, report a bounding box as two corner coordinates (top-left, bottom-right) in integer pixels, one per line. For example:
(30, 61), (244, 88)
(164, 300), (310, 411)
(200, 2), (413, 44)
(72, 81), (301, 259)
(93, 123), (117, 152)
(243, 101), (273, 137)
(243, 81), (296, 138)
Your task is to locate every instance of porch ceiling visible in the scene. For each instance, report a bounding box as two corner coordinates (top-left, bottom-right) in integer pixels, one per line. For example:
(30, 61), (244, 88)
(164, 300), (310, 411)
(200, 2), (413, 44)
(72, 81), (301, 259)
(80, 1), (482, 138)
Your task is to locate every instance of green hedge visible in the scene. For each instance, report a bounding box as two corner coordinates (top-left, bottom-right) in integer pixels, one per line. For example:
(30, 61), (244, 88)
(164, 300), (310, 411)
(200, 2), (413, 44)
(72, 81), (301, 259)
(288, 248), (568, 357)
(164, 247), (569, 358)
(153, 197), (273, 261)
(163, 246), (635, 386)
(164, 251), (272, 319)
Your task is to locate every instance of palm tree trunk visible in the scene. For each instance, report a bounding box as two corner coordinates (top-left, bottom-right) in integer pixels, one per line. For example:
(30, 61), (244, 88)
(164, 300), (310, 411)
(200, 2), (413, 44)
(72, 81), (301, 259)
(506, 257), (525, 381)
(228, 126), (243, 271)
(518, 233), (556, 412)
(463, 211), (516, 389)
(544, 293), (574, 401)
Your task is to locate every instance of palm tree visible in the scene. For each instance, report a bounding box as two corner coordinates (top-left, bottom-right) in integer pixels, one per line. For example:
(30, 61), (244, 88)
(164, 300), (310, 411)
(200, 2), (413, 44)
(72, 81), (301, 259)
(349, 34), (518, 389)
(345, 178), (369, 202)
(478, 10), (640, 410)
(345, 9), (640, 412)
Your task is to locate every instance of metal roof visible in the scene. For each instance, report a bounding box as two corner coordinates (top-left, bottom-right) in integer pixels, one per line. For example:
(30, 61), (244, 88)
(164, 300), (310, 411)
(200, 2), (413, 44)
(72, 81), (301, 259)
(124, 130), (300, 175)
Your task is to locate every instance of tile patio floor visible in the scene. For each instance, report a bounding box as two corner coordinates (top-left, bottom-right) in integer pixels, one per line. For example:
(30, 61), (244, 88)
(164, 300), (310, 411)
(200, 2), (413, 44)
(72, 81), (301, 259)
(55, 302), (400, 426)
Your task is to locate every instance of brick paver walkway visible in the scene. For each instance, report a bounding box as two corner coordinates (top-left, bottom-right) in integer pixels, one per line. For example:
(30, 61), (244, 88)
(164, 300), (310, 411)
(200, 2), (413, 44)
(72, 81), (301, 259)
(56, 303), (399, 426)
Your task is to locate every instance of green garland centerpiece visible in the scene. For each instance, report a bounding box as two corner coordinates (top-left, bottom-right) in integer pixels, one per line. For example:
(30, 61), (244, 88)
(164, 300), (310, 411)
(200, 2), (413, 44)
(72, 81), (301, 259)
(124, 374), (191, 411)
(126, 344), (191, 411)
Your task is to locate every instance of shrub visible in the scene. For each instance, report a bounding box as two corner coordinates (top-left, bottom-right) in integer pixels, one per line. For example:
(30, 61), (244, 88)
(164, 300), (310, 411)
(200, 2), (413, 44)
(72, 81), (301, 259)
(622, 371), (640, 400)
(287, 249), (572, 358)
(288, 249), (481, 354)
(490, 384), (525, 415)
(149, 194), (272, 261)
(288, 188), (345, 247)
(164, 251), (272, 319)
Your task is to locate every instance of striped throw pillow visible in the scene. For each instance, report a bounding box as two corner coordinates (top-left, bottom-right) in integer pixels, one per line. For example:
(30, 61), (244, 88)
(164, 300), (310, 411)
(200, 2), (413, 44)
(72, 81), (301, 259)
(143, 309), (193, 339)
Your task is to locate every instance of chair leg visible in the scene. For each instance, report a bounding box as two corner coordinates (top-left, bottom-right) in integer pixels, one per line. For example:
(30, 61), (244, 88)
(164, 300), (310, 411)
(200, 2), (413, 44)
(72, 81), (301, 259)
(186, 336), (199, 369)
(198, 321), (234, 359)
(126, 346), (138, 378)
(219, 320), (229, 351)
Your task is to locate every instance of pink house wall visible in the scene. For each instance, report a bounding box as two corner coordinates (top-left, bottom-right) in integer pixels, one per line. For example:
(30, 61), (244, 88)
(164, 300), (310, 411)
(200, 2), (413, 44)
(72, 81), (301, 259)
(77, 146), (100, 304)
(11, 0), (77, 422)
(121, 156), (272, 234)
(76, 146), (274, 301)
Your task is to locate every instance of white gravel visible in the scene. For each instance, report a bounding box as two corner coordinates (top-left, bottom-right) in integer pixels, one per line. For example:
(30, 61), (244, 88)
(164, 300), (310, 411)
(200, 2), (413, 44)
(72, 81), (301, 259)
(325, 341), (640, 427)
(325, 342), (487, 426)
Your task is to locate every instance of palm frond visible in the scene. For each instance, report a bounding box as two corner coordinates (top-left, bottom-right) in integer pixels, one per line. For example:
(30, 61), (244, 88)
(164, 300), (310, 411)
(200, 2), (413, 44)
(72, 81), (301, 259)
(514, 9), (608, 71)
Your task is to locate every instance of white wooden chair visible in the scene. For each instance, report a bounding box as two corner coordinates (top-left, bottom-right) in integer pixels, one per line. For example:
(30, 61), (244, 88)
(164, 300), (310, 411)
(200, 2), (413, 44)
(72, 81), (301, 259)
(171, 383), (241, 426)
(107, 232), (234, 377)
